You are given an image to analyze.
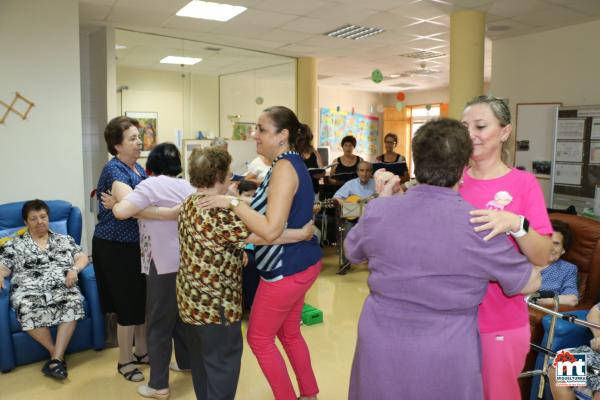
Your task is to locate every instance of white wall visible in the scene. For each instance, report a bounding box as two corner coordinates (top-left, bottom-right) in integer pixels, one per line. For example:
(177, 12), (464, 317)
(319, 86), (386, 115)
(0, 0), (86, 238)
(219, 62), (296, 137)
(491, 19), (600, 109)
(491, 19), (600, 205)
(117, 66), (220, 144)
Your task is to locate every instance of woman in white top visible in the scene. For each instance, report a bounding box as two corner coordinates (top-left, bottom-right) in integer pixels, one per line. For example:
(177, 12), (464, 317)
(245, 155), (271, 184)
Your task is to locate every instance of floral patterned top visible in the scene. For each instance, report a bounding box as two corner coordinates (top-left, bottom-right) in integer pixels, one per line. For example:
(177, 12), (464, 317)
(176, 193), (249, 325)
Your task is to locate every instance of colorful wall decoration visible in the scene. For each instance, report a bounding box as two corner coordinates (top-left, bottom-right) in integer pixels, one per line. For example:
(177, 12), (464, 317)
(318, 108), (379, 158)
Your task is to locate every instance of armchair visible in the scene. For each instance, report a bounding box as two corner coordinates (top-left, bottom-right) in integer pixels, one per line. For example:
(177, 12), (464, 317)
(525, 213), (600, 399)
(0, 200), (105, 372)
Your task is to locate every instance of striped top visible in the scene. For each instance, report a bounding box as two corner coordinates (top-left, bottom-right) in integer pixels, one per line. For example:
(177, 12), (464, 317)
(250, 151), (322, 281)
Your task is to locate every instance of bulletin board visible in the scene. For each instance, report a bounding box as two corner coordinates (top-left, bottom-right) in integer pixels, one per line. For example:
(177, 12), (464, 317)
(551, 105), (600, 211)
(318, 108), (379, 160)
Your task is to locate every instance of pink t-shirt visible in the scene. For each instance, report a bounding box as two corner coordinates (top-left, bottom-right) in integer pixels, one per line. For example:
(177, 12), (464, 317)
(459, 168), (552, 333)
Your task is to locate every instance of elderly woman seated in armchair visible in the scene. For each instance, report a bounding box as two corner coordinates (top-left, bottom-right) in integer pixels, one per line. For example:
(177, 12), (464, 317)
(0, 199), (88, 380)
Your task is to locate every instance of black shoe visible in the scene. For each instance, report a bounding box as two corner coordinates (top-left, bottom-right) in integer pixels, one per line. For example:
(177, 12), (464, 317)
(42, 358), (67, 380)
(337, 262), (351, 275)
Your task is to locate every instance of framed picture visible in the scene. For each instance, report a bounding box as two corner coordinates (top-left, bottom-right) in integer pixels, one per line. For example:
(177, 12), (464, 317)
(182, 139), (207, 180)
(125, 111), (158, 156)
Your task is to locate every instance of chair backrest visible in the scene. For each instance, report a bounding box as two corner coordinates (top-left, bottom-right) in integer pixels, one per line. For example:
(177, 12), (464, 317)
(549, 213), (600, 305)
(0, 200), (82, 245)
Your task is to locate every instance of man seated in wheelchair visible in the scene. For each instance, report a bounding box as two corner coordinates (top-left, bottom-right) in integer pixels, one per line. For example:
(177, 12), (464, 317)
(548, 303), (600, 400)
(332, 161), (375, 275)
(538, 219), (579, 307)
(0, 199), (88, 380)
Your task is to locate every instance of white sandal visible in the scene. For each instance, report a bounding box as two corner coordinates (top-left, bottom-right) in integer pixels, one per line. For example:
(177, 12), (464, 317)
(137, 384), (170, 399)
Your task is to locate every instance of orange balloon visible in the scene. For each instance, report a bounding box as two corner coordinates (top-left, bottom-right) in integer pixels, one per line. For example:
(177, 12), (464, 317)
(396, 92), (405, 101)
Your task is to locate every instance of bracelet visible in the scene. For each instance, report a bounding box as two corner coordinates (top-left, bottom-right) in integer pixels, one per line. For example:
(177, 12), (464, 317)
(70, 266), (79, 274)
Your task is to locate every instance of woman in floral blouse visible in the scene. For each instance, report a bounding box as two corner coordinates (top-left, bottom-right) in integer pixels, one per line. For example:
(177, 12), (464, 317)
(0, 199), (89, 380)
(177, 147), (312, 399)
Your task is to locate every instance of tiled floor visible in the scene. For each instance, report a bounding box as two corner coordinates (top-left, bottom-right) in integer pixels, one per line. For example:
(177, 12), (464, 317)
(0, 247), (370, 400)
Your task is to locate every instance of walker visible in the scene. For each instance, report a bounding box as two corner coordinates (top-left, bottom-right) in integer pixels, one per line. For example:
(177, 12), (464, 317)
(520, 291), (600, 400)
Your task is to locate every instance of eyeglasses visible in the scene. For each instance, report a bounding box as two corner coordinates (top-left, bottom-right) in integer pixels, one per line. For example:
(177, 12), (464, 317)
(384, 141), (397, 145)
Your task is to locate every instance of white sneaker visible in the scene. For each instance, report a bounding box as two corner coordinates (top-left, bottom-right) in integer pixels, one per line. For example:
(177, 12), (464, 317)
(137, 384), (170, 399)
(169, 362), (190, 372)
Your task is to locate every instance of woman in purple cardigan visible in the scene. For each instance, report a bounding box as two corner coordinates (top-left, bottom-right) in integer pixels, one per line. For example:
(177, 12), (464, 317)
(345, 118), (542, 400)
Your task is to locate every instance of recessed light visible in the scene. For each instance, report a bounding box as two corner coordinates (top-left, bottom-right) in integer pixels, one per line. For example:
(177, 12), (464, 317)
(115, 44), (127, 50)
(389, 74), (400, 78)
(160, 56), (202, 65)
(324, 24), (384, 40)
(176, 0), (247, 22)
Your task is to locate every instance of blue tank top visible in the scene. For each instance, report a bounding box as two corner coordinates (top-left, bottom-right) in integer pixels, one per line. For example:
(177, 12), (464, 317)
(250, 151), (322, 280)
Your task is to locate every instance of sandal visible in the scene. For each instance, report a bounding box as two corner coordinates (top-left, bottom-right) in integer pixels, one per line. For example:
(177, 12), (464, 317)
(42, 358), (68, 380)
(118, 361), (144, 382)
(133, 353), (149, 365)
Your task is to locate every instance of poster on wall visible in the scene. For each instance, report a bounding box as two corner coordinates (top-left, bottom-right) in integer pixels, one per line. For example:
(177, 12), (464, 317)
(125, 111), (158, 156)
(318, 108), (379, 159)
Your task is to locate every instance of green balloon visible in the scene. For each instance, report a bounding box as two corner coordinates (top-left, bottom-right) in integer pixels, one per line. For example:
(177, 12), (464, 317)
(395, 101), (404, 111)
(371, 69), (383, 83)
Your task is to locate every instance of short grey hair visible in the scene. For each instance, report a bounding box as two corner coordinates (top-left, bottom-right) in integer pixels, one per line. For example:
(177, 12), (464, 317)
(358, 160), (372, 171)
(210, 137), (228, 148)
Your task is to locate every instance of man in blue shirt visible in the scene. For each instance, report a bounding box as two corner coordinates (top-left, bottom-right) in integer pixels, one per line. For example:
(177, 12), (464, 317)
(333, 161), (375, 274)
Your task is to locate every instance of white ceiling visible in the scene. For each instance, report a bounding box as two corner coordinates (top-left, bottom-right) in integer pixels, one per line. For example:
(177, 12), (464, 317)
(80, 0), (600, 93)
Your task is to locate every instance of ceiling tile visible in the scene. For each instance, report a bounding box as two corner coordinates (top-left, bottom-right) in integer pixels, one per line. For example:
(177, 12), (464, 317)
(107, 6), (173, 25)
(250, 0), (327, 16)
(227, 8), (298, 28)
(79, 2), (113, 21)
(512, 5), (587, 28)
(114, 0), (187, 13)
(474, 0), (548, 19)
(561, 0), (600, 15)
(283, 17), (339, 34)
(307, 3), (379, 23)
(249, 28), (315, 44)
(161, 15), (223, 32)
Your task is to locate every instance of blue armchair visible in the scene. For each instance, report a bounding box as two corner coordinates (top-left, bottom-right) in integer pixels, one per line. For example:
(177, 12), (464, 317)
(0, 200), (105, 372)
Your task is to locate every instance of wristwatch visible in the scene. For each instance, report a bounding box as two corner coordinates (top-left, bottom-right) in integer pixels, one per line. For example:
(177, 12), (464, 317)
(509, 215), (530, 238)
(229, 197), (240, 210)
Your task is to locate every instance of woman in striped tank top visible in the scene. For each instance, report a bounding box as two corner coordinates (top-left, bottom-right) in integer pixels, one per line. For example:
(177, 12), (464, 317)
(198, 106), (323, 400)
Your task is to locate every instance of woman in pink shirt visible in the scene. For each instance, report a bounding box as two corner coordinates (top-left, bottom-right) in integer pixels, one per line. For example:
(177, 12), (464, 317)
(459, 96), (553, 399)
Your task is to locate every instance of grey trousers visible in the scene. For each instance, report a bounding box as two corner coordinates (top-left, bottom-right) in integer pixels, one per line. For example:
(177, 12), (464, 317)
(185, 320), (243, 400)
(146, 261), (190, 390)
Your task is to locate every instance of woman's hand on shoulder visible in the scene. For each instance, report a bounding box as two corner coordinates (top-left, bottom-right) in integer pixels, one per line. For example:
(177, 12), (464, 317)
(469, 209), (521, 241)
(197, 195), (234, 210)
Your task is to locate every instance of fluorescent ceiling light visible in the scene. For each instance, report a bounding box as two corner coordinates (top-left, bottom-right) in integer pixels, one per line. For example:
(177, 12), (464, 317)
(389, 74), (400, 78)
(115, 44), (127, 50)
(176, 0), (247, 22)
(325, 24), (384, 40)
(160, 56), (202, 65)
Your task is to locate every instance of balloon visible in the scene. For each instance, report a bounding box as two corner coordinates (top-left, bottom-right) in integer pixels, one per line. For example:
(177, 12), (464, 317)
(395, 101), (404, 111)
(395, 92), (405, 101)
(371, 69), (383, 83)
(425, 104), (432, 111)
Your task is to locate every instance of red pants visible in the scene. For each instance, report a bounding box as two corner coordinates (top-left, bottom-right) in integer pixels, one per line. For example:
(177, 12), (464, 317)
(247, 262), (322, 400)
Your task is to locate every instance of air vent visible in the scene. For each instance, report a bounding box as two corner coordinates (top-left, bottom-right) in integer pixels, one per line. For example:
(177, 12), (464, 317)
(324, 24), (384, 40)
(318, 74), (333, 80)
(390, 83), (418, 88)
(205, 46), (222, 51)
(399, 50), (445, 60)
